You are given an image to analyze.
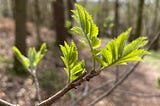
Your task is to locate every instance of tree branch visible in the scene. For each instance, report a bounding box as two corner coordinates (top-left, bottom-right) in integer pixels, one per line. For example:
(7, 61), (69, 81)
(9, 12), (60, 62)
(0, 99), (17, 106)
(33, 70), (41, 102)
(29, 69), (41, 102)
(36, 31), (160, 106)
(116, 89), (160, 98)
(36, 71), (100, 106)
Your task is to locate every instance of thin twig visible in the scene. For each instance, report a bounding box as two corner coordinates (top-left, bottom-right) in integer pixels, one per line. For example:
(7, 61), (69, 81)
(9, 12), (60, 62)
(0, 99), (17, 106)
(116, 89), (160, 98)
(30, 69), (41, 102)
(71, 79), (115, 106)
(86, 31), (160, 106)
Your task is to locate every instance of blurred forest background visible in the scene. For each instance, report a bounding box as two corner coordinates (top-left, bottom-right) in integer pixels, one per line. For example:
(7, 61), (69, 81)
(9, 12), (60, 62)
(0, 0), (160, 106)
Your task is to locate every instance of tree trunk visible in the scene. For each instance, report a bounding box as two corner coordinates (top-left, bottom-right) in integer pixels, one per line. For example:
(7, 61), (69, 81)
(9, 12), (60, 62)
(150, 0), (159, 50)
(112, 0), (119, 38)
(129, 0), (144, 41)
(67, 0), (76, 38)
(127, 0), (132, 26)
(13, 0), (27, 74)
(52, 0), (66, 45)
(34, 0), (42, 48)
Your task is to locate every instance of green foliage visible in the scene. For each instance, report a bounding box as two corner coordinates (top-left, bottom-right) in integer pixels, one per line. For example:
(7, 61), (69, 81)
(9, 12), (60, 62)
(65, 20), (72, 29)
(59, 4), (149, 81)
(12, 3), (150, 84)
(103, 17), (114, 30)
(13, 47), (30, 69)
(71, 4), (102, 70)
(60, 41), (85, 81)
(71, 4), (149, 71)
(100, 28), (149, 67)
(13, 43), (47, 70)
(71, 4), (101, 50)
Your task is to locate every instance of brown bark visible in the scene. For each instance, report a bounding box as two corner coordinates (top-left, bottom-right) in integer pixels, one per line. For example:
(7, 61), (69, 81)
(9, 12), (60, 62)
(37, 71), (100, 106)
(52, 0), (66, 45)
(129, 0), (144, 41)
(151, 0), (159, 50)
(112, 0), (119, 38)
(67, 0), (76, 38)
(34, 0), (42, 48)
(13, 0), (28, 74)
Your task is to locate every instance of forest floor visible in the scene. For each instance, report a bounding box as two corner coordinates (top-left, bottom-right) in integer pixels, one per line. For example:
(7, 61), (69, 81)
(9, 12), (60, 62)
(0, 17), (160, 106)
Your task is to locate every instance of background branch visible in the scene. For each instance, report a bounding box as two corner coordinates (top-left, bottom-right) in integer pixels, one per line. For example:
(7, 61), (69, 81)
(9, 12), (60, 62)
(116, 89), (160, 98)
(0, 99), (17, 106)
(71, 79), (115, 106)
(86, 32), (160, 106)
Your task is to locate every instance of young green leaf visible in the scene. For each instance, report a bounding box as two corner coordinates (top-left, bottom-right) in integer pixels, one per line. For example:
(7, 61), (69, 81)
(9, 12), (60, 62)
(13, 43), (47, 70)
(123, 37), (148, 56)
(60, 41), (85, 81)
(71, 4), (100, 49)
(13, 46), (29, 69)
(35, 43), (47, 66)
(117, 28), (131, 57)
(100, 28), (149, 67)
(28, 48), (37, 68)
(91, 37), (101, 49)
(71, 4), (149, 72)
(71, 4), (102, 69)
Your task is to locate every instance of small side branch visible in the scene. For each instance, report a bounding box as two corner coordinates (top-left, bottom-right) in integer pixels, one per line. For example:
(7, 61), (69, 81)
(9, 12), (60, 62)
(116, 89), (160, 98)
(31, 69), (41, 102)
(33, 73), (41, 102)
(0, 99), (16, 106)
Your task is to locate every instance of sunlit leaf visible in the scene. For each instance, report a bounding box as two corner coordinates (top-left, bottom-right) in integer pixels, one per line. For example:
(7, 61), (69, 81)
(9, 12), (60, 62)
(60, 41), (85, 81)
(13, 46), (29, 69)
(13, 43), (47, 70)
(91, 37), (101, 49)
(100, 28), (149, 67)
(123, 37), (148, 56)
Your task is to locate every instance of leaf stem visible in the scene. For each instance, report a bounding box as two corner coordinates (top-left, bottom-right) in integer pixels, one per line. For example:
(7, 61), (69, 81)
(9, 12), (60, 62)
(84, 33), (96, 71)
